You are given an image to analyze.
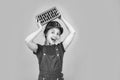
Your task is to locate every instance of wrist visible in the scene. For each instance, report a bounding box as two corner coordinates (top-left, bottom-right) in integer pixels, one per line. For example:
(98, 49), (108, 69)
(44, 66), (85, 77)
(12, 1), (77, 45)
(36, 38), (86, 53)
(37, 27), (42, 32)
(61, 17), (65, 22)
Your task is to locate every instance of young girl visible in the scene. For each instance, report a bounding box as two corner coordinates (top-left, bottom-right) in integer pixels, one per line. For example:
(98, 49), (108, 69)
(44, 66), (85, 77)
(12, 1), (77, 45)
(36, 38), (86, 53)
(25, 16), (76, 80)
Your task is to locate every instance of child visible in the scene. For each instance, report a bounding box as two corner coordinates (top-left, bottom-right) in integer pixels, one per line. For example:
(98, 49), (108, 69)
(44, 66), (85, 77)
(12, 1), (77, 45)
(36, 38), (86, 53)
(25, 16), (76, 80)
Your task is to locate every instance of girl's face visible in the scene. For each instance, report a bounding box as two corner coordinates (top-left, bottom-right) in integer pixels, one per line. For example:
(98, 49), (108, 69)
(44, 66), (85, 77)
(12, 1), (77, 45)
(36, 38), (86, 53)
(46, 28), (61, 45)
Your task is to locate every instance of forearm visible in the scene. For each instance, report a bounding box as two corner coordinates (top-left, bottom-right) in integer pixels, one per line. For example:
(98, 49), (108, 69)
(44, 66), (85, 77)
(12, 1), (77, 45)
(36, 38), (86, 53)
(60, 17), (76, 49)
(25, 27), (42, 43)
(61, 17), (75, 33)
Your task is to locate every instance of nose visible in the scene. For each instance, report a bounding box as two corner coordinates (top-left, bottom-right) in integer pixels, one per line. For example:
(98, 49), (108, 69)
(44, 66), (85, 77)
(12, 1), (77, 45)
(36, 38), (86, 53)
(53, 36), (57, 39)
(53, 35), (58, 39)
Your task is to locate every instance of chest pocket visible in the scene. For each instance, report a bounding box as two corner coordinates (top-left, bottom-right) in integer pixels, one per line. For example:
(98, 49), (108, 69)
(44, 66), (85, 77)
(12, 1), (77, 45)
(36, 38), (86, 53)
(40, 46), (62, 73)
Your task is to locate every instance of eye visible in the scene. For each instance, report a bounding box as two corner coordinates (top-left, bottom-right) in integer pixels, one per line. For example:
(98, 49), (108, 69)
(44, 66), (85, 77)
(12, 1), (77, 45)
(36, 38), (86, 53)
(56, 32), (60, 36)
(57, 33), (59, 35)
(51, 31), (54, 34)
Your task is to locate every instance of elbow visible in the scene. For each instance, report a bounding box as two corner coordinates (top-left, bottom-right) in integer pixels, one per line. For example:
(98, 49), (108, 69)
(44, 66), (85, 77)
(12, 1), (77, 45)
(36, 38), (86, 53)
(25, 38), (34, 45)
(71, 30), (76, 34)
(25, 38), (30, 44)
(25, 39), (28, 45)
(73, 30), (76, 33)
(71, 30), (76, 37)
(73, 31), (76, 36)
(24, 39), (32, 47)
(69, 31), (76, 36)
(70, 28), (76, 34)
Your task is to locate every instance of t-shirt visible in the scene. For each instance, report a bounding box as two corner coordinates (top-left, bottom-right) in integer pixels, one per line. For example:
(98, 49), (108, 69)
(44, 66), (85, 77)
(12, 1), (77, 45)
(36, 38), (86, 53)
(33, 42), (65, 66)
(33, 42), (65, 55)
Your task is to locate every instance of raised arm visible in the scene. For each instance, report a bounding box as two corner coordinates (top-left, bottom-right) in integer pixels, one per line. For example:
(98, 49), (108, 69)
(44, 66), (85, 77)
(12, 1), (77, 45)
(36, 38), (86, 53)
(25, 21), (43, 53)
(60, 16), (76, 50)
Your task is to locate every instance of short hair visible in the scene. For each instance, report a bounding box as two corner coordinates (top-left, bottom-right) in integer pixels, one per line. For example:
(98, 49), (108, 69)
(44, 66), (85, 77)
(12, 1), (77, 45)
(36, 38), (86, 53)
(44, 21), (63, 38)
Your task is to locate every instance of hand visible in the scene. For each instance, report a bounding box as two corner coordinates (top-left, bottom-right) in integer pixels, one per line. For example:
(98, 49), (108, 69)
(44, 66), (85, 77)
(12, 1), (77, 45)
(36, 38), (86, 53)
(37, 21), (42, 29)
(58, 15), (61, 20)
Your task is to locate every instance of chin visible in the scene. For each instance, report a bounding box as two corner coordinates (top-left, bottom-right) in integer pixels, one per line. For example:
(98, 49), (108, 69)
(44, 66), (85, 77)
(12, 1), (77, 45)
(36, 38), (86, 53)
(51, 42), (56, 44)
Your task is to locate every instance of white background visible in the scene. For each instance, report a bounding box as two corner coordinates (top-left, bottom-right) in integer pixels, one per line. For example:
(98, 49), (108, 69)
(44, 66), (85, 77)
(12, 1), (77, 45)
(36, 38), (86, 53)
(0, 0), (120, 80)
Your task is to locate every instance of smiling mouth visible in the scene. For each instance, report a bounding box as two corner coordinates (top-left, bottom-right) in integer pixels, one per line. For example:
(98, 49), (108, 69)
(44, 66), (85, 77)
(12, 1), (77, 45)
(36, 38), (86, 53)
(51, 38), (57, 42)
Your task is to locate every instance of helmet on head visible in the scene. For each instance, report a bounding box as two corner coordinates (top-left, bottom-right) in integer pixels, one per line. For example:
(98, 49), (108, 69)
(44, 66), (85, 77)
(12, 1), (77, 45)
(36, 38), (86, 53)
(44, 21), (63, 38)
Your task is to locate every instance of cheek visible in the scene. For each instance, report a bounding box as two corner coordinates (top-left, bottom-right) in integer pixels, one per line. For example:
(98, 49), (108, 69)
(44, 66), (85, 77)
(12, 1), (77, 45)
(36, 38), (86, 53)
(56, 36), (60, 40)
(47, 34), (52, 40)
(58, 37), (61, 40)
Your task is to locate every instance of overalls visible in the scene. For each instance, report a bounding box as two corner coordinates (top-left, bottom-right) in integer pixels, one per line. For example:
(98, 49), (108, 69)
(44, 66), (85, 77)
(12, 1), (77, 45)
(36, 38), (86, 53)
(38, 44), (64, 80)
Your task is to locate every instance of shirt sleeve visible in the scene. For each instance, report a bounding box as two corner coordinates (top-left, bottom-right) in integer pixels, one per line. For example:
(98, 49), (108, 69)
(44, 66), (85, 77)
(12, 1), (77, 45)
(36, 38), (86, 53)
(59, 42), (65, 53)
(33, 43), (43, 55)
